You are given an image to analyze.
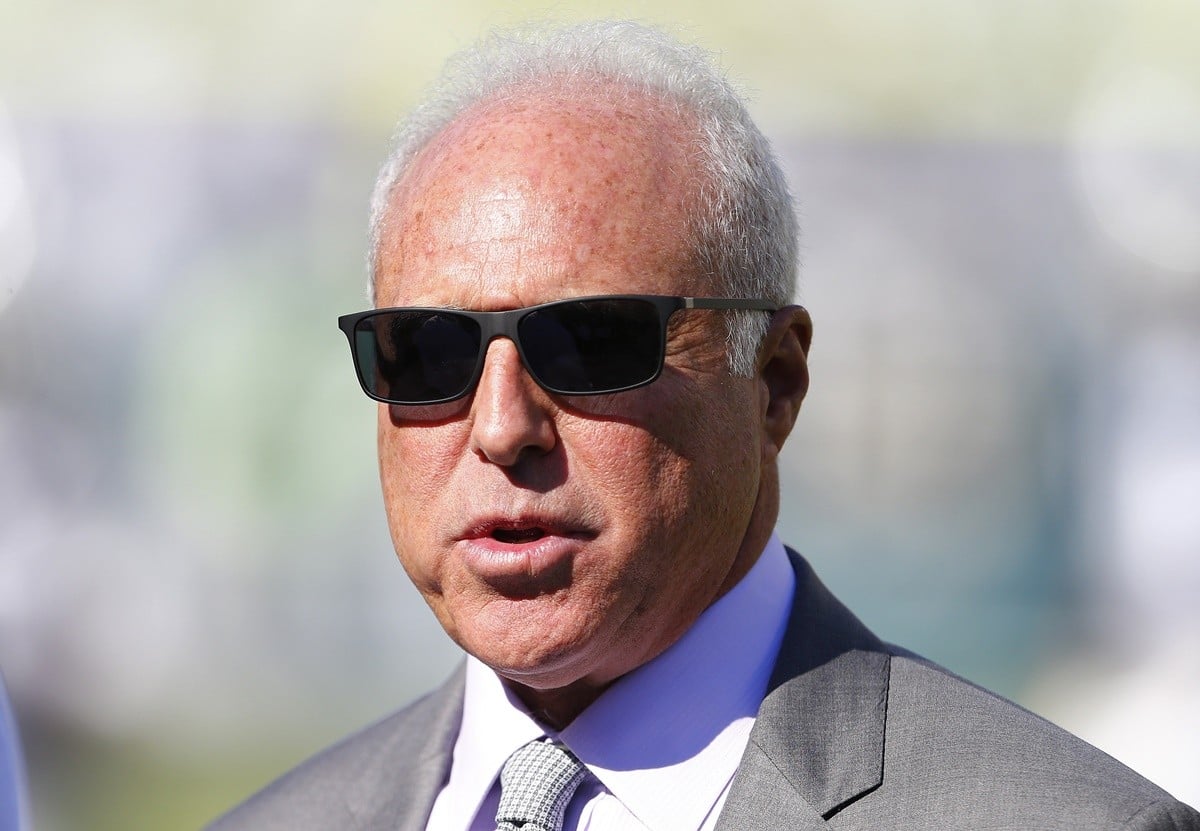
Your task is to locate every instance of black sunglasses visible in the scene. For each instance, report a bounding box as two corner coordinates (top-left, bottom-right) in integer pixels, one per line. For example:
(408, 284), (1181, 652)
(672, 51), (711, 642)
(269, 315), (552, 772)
(337, 294), (777, 405)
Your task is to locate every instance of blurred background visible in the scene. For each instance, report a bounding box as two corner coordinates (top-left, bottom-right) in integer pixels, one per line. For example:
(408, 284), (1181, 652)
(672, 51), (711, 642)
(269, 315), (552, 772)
(1, 0), (1198, 827)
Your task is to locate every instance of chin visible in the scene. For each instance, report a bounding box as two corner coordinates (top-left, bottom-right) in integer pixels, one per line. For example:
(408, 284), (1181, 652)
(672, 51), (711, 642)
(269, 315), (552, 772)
(473, 636), (603, 689)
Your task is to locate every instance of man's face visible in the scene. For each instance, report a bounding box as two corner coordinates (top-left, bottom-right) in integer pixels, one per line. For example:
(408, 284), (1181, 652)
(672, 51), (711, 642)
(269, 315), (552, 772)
(373, 91), (777, 707)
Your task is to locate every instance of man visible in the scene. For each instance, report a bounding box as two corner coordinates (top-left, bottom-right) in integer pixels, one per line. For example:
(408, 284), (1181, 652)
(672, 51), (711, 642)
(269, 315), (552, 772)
(212, 21), (1199, 831)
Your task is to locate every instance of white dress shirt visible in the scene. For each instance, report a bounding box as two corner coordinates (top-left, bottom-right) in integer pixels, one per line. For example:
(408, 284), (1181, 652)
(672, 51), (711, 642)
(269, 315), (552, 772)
(426, 533), (795, 831)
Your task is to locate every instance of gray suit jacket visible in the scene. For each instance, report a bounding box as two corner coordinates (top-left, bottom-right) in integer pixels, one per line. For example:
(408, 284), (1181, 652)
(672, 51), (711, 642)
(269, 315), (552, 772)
(210, 552), (1200, 830)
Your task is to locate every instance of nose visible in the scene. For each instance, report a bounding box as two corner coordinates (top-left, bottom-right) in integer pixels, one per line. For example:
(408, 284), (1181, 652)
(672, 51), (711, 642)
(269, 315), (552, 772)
(468, 337), (557, 466)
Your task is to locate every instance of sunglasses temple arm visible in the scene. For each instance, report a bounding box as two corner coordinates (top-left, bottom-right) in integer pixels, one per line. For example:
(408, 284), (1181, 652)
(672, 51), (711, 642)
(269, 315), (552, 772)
(683, 298), (777, 312)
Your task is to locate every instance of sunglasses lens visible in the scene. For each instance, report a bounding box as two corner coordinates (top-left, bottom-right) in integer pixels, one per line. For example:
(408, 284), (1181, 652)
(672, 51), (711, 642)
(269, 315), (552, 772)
(354, 311), (482, 403)
(349, 298), (667, 403)
(520, 298), (662, 393)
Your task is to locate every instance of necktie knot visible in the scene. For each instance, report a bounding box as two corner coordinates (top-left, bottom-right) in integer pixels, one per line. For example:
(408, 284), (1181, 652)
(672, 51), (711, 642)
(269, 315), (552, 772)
(495, 738), (587, 831)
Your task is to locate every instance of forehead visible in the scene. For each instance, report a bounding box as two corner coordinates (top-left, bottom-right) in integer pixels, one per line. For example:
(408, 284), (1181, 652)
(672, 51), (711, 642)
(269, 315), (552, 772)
(375, 85), (705, 307)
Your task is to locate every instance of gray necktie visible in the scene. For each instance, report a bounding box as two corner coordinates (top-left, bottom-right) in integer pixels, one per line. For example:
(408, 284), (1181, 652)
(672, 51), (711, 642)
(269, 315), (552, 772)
(495, 738), (587, 831)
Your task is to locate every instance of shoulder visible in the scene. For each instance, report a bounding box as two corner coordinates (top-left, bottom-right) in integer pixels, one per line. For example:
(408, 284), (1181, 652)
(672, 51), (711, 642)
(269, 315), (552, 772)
(752, 550), (1199, 828)
(207, 667), (464, 831)
(876, 650), (1197, 829)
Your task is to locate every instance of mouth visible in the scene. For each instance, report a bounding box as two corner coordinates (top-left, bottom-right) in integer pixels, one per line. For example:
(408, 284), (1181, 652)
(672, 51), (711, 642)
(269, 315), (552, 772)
(490, 526), (548, 544)
(457, 516), (589, 589)
(467, 517), (577, 546)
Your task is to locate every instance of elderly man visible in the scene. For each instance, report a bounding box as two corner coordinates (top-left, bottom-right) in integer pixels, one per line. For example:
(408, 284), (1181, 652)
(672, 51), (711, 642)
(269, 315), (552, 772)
(213, 21), (1199, 831)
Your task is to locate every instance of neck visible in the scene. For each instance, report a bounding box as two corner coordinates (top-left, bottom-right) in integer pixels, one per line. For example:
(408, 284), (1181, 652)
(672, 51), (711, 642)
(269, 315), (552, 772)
(505, 676), (612, 730)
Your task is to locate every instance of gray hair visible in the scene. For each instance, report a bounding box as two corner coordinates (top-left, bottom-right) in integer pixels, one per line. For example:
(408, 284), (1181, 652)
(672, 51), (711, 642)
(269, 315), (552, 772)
(367, 20), (798, 375)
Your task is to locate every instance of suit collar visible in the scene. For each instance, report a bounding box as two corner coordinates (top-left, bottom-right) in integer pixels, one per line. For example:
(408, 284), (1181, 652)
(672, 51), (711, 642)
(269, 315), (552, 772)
(725, 550), (890, 822)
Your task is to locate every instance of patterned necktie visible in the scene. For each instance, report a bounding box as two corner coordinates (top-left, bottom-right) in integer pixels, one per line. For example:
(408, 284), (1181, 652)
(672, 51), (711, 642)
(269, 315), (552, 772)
(495, 738), (587, 831)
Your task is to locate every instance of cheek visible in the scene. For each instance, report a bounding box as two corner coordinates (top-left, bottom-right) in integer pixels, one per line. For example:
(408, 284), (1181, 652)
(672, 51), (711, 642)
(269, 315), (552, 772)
(377, 408), (466, 548)
(612, 380), (761, 555)
(558, 418), (733, 645)
(567, 418), (686, 515)
(565, 378), (754, 532)
(561, 419), (701, 619)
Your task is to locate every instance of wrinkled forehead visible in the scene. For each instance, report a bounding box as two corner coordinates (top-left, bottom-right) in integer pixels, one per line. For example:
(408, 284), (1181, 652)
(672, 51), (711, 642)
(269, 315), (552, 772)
(376, 83), (705, 279)
(412, 83), (696, 182)
(403, 80), (699, 197)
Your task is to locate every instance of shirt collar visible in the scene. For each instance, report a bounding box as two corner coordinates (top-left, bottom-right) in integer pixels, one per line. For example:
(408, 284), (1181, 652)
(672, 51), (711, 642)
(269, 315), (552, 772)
(449, 532), (795, 831)
(431, 661), (543, 831)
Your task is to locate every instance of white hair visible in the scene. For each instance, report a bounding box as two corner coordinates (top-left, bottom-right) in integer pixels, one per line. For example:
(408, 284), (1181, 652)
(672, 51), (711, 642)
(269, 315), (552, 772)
(367, 20), (798, 375)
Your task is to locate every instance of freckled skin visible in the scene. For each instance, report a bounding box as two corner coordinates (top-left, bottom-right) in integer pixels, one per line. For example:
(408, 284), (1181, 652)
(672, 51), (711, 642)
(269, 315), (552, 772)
(374, 85), (810, 726)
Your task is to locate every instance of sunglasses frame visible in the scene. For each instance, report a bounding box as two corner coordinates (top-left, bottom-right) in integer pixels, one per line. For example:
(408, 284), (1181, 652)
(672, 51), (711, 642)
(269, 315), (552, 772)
(337, 294), (778, 405)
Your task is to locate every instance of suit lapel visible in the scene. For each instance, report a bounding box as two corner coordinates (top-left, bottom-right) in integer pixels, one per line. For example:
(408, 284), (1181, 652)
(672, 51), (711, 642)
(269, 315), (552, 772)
(345, 664), (466, 831)
(717, 550), (890, 827)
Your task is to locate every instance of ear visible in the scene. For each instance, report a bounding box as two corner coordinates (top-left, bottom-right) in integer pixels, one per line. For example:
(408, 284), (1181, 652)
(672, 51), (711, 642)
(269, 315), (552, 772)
(757, 305), (812, 460)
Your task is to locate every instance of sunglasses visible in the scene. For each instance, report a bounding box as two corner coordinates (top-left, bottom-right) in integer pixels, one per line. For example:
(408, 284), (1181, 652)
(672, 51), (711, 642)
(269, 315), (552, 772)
(338, 294), (777, 405)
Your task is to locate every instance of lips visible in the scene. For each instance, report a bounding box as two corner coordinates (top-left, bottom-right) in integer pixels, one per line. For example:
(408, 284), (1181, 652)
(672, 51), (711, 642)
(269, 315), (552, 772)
(464, 515), (588, 544)
(457, 515), (594, 588)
